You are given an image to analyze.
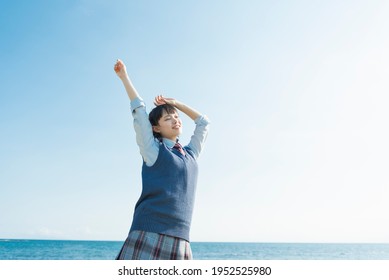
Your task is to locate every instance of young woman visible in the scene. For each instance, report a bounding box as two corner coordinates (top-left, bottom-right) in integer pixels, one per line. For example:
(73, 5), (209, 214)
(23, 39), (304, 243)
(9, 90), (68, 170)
(114, 59), (210, 260)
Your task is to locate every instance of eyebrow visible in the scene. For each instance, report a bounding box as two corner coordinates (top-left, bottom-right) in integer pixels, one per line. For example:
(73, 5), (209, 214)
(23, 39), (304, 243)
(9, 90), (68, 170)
(163, 112), (179, 119)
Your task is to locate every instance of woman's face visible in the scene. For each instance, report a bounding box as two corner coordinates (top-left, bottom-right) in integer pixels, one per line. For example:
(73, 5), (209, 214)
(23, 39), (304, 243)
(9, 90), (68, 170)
(153, 110), (182, 141)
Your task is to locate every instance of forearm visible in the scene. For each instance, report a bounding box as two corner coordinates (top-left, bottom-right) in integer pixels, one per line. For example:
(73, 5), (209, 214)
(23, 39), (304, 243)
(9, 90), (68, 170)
(121, 75), (140, 101)
(174, 101), (201, 121)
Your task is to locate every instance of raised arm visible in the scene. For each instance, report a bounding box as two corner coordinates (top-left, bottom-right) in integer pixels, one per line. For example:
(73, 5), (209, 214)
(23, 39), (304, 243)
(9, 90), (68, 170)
(114, 59), (140, 101)
(114, 59), (159, 166)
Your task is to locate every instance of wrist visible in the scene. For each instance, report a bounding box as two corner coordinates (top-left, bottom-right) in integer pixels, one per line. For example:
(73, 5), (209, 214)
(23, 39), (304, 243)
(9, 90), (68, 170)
(119, 74), (130, 81)
(173, 99), (182, 108)
(121, 76), (133, 87)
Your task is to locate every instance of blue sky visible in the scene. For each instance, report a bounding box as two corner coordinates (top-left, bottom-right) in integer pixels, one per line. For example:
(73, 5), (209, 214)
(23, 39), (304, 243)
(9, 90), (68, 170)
(1, 0), (389, 242)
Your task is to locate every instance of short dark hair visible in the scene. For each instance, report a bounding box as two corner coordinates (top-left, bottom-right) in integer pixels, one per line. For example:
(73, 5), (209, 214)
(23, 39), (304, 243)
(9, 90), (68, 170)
(149, 104), (178, 139)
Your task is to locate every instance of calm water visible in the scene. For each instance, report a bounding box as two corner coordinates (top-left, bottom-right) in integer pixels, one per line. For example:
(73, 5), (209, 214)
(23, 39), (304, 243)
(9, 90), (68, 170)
(1, 239), (389, 260)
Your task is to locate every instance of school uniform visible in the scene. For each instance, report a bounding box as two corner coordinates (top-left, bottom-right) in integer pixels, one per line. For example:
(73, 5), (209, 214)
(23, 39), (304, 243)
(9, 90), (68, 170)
(116, 97), (210, 260)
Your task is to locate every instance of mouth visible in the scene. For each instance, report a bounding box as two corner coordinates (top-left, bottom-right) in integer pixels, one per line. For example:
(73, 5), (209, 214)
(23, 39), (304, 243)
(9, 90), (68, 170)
(172, 125), (181, 129)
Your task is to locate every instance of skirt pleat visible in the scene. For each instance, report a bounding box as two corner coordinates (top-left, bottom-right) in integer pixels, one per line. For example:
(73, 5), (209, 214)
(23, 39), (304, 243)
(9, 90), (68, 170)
(116, 230), (192, 260)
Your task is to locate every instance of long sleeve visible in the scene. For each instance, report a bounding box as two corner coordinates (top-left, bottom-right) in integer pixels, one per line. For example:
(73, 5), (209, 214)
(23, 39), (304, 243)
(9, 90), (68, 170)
(131, 97), (159, 166)
(185, 115), (210, 159)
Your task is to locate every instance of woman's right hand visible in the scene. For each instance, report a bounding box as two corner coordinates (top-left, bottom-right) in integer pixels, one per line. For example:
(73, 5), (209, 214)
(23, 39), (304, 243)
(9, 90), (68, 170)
(114, 59), (128, 80)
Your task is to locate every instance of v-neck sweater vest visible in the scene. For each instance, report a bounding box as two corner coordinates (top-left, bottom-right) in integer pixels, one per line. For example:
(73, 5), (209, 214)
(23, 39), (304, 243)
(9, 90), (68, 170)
(130, 142), (198, 242)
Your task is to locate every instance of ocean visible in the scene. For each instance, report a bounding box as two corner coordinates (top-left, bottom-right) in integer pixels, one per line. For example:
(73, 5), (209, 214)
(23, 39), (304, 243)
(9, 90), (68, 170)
(1, 239), (389, 260)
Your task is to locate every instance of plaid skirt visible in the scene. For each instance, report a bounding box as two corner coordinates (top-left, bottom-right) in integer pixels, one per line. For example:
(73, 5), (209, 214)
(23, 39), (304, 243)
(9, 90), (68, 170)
(115, 230), (193, 260)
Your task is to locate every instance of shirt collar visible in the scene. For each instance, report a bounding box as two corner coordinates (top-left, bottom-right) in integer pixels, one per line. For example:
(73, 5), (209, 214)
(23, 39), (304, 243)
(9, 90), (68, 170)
(162, 138), (178, 148)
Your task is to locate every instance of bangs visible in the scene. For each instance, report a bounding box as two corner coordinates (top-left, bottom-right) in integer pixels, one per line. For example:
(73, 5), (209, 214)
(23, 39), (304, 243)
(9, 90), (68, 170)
(149, 104), (177, 126)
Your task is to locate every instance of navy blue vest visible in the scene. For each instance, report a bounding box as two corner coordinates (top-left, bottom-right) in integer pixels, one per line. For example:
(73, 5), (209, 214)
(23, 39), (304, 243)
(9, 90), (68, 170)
(130, 142), (198, 241)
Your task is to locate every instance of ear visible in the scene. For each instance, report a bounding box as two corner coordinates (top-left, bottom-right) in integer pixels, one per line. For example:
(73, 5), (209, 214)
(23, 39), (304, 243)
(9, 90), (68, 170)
(152, 126), (161, 133)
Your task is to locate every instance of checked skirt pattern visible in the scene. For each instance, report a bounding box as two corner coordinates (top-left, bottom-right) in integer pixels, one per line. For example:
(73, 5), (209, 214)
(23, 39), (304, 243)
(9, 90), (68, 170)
(116, 230), (193, 260)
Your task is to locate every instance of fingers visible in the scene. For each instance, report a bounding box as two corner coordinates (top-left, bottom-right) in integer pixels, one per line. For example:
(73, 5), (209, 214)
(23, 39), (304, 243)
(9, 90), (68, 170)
(114, 59), (124, 73)
(154, 95), (165, 106)
(153, 95), (177, 107)
(114, 61), (120, 73)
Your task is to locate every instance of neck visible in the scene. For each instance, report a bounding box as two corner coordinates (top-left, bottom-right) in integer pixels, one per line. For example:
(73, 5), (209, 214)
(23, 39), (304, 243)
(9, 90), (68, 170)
(160, 137), (178, 143)
(164, 136), (178, 142)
